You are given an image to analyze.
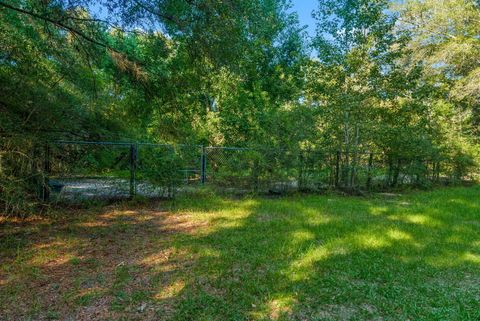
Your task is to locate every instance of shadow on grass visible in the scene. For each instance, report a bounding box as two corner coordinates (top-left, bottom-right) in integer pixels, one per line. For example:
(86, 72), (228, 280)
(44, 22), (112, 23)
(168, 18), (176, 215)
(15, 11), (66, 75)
(0, 187), (479, 320)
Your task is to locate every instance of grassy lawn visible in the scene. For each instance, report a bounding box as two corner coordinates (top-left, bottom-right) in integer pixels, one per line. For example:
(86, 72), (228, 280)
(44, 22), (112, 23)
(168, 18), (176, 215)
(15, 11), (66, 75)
(1, 186), (479, 321)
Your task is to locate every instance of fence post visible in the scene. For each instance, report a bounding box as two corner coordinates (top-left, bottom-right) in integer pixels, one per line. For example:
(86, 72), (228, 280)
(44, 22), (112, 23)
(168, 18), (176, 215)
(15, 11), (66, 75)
(298, 151), (304, 190)
(201, 146), (207, 184)
(130, 144), (137, 198)
(252, 156), (259, 193)
(42, 143), (51, 201)
(335, 150), (340, 187)
(436, 161), (441, 182)
(366, 152), (373, 190)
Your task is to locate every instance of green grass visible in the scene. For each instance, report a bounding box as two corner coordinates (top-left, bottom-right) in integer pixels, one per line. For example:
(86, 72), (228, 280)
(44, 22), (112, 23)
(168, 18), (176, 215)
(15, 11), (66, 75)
(1, 186), (479, 320)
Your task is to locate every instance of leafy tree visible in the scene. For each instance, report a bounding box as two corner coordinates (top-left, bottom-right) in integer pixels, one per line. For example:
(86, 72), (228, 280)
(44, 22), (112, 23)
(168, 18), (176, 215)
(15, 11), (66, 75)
(0, 0), (478, 214)
(397, 0), (480, 136)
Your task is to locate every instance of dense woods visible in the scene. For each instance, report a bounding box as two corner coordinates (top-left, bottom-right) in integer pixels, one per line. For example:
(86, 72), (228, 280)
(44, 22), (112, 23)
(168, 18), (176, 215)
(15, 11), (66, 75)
(1, 0), (479, 214)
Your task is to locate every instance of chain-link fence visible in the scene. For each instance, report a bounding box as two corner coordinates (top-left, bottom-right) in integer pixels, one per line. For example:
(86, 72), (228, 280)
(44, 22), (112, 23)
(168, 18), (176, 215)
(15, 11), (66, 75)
(43, 141), (477, 201)
(49, 141), (132, 201)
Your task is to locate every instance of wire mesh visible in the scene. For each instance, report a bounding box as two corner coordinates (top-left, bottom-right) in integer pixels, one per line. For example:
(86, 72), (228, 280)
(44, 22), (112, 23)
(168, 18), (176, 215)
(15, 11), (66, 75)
(49, 142), (132, 200)
(42, 141), (477, 201)
(136, 144), (202, 198)
(204, 147), (334, 193)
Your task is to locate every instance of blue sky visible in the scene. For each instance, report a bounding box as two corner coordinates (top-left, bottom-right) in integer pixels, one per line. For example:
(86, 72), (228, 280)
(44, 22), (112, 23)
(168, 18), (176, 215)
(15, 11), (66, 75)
(90, 1), (319, 37)
(291, 1), (317, 37)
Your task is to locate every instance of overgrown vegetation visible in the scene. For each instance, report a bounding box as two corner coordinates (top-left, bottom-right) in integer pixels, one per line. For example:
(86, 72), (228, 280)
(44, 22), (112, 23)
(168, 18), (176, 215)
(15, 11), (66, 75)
(1, 0), (479, 214)
(1, 186), (479, 320)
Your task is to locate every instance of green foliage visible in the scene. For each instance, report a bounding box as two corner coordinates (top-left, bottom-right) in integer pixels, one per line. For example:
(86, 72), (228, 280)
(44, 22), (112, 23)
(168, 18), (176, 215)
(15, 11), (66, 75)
(305, 0), (479, 188)
(397, 0), (480, 109)
(0, 0), (479, 214)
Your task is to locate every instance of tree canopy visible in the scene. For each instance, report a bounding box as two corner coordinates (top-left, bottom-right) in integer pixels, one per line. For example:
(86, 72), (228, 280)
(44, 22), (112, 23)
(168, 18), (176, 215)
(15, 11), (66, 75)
(1, 0), (479, 212)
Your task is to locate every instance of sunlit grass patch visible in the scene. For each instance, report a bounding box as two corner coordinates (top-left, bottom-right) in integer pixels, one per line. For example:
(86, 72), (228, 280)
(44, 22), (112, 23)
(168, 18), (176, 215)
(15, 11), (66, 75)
(0, 186), (479, 320)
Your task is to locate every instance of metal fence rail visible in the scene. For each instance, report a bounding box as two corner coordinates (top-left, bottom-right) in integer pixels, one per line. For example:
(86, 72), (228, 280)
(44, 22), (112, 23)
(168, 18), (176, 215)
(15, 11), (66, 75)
(43, 140), (475, 201)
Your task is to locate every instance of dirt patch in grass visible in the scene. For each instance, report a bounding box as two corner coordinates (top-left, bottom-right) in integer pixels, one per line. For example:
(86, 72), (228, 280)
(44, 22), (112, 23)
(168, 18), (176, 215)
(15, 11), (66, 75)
(314, 304), (358, 320)
(0, 202), (206, 321)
